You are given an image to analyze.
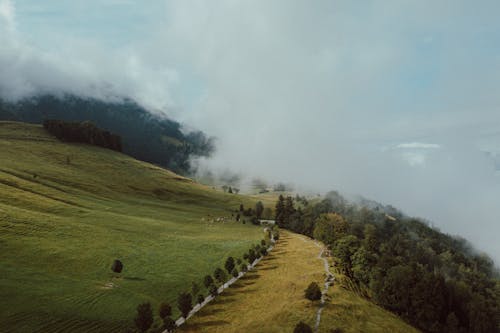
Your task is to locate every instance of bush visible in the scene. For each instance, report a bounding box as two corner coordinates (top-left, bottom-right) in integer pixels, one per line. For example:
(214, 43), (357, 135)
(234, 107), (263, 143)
(240, 264), (248, 273)
(209, 284), (218, 297)
(225, 257), (235, 274)
(162, 316), (176, 332)
(177, 292), (192, 318)
(197, 294), (205, 305)
(159, 302), (172, 319)
(111, 259), (123, 273)
(231, 268), (239, 278)
(214, 267), (227, 285)
(203, 275), (214, 289)
(305, 282), (322, 301)
(294, 321), (313, 333)
(134, 302), (153, 333)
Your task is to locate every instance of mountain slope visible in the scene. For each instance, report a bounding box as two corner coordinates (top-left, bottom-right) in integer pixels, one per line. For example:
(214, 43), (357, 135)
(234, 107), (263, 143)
(0, 95), (214, 173)
(0, 121), (261, 333)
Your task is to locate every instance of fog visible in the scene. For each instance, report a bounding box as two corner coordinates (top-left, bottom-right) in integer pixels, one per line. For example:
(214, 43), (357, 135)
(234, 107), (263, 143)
(1, 0), (500, 261)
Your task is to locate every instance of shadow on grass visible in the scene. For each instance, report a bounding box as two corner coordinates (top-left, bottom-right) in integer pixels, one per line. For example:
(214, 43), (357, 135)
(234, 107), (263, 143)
(197, 307), (224, 317)
(239, 273), (260, 281)
(259, 265), (278, 271)
(185, 319), (230, 329)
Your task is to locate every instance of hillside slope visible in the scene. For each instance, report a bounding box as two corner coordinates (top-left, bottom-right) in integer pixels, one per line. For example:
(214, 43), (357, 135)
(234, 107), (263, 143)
(0, 122), (263, 333)
(180, 231), (420, 333)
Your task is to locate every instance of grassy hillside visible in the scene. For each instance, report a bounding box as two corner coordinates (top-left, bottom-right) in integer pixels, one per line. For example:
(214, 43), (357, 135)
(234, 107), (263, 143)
(0, 122), (264, 333)
(180, 230), (420, 333)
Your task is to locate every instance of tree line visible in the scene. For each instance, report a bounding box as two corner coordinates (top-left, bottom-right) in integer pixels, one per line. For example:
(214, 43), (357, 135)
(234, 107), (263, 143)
(127, 230), (275, 332)
(275, 192), (500, 333)
(43, 119), (122, 152)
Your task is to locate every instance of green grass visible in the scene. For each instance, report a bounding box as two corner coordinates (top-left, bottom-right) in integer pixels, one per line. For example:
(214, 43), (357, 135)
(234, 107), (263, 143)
(0, 122), (265, 333)
(179, 231), (420, 333)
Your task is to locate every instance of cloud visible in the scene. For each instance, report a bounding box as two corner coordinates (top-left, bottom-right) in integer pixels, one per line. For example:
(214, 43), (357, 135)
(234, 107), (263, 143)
(396, 142), (441, 149)
(1, 1), (499, 261)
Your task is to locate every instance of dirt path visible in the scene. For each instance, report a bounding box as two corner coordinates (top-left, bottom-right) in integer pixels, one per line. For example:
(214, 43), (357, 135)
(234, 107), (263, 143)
(313, 245), (334, 333)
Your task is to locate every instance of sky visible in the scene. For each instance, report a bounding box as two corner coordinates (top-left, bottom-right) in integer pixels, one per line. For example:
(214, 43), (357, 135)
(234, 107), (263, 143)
(1, 0), (500, 261)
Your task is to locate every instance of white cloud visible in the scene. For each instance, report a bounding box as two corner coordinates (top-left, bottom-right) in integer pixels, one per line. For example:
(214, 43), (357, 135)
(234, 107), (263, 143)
(1, 1), (500, 261)
(397, 142), (441, 149)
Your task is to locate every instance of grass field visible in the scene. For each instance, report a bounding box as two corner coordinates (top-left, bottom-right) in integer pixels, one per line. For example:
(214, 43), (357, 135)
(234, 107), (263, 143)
(179, 230), (420, 333)
(0, 122), (266, 333)
(179, 230), (323, 333)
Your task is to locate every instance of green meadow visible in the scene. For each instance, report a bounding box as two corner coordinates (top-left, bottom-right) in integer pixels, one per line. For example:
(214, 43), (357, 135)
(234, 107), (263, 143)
(0, 122), (264, 333)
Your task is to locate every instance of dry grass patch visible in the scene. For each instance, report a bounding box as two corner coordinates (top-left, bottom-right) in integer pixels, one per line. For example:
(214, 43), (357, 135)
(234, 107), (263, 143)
(180, 230), (324, 333)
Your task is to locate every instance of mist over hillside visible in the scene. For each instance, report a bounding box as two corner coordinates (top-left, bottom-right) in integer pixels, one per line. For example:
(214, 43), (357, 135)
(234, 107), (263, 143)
(1, 0), (500, 262)
(0, 94), (214, 174)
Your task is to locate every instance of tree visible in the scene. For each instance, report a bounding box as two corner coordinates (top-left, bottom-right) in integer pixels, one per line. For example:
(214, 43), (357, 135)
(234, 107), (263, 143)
(222, 185), (228, 192)
(228, 186), (233, 194)
(134, 302), (153, 333)
(294, 321), (313, 333)
(255, 201), (264, 218)
(111, 259), (123, 273)
(305, 282), (322, 301)
(177, 292), (192, 318)
(275, 195), (285, 227)
(225, 257), (235, 274)
(231, 268), (239, 278)
(240, 263), (248, 273)
(196, 294), (205, 305)
(163, 316), (176, 332)
(209, 284), (218, 297)
(203, 275), (214, 289)
(214, 267), (227, 285)
(332, 235), (360, 277)
(239, 204), (244, 212)
(313, 213), (348, 246)
(159, 302), (172, 319)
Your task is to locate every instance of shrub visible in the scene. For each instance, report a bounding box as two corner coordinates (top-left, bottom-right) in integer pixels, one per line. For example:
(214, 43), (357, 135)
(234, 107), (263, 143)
(240, 264), (248, 273)
(214, 267), (227, 285)
(111, 259), (123, 273)
(134, 302), (153, 333)
(177, 292), (192, 318)
(294, 321), (313, 333)
(231, 268), (239, 278)
(203, 275), (214, 289)
(162, 316), (176, 332)
(159, 302), (172, 319)
(197, 294), (205, 305)
(305, 282), (322, 301)
(225, 257), (235, 274)
(209, 284), (218, 297)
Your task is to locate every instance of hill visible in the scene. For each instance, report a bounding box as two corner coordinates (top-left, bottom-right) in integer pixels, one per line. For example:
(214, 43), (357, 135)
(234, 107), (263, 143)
(180, 230), (420, 333)
(0, 121), (262, 333)
(0, 95), (214, 174)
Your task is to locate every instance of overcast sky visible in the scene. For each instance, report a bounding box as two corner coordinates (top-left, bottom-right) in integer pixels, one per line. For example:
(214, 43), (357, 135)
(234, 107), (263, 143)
(1, 0), (500, 261)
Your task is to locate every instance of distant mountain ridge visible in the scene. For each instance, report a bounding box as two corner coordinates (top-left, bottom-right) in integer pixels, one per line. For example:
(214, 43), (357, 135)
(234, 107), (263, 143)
(0, 94), (214, 174)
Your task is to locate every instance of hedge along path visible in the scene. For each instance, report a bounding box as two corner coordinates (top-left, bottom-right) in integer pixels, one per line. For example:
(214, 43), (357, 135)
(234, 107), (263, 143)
(164, 229), (276, 332)
(178, 230), (324, 333)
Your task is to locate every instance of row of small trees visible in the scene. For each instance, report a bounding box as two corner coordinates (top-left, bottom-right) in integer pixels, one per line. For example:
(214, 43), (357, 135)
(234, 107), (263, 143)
(130, 238), (273, 332)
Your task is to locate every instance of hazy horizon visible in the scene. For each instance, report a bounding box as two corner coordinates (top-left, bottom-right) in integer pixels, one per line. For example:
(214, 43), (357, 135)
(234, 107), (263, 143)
(1, 0), (499, 261)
